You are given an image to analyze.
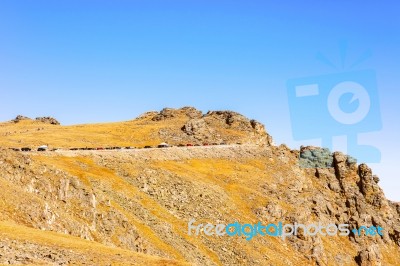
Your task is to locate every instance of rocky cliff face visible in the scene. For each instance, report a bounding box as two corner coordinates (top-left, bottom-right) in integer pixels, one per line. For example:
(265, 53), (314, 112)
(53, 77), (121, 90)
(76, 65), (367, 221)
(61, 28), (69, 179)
(0, 108), (398, 265)
(148, 107), (273, 145)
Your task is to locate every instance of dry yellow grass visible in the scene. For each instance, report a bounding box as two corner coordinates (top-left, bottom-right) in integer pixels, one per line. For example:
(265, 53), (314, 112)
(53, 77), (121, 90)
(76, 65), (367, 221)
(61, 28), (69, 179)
(14, 152), (314, 266)
(0, 113), (398, 265)
(0, 118), (176, 148)
(0, 108), (267, 150)
(0, 221), (186, 266)
(32, 155), (223, 265)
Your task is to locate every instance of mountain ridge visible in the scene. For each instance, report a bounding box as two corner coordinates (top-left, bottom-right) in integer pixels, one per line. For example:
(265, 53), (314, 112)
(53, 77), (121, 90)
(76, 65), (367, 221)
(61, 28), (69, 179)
(0, 107), (272, 149)
(0, 107), (398, 265)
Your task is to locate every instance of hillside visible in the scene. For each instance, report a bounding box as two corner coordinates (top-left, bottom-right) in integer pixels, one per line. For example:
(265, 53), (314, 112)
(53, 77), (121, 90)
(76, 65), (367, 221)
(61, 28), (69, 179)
(0, 107), (272, 149)
(0, 107), (399, 265)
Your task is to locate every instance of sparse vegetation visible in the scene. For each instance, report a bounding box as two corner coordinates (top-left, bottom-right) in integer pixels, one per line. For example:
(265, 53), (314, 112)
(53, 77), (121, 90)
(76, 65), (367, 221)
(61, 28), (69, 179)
(0, 108), (398, 265)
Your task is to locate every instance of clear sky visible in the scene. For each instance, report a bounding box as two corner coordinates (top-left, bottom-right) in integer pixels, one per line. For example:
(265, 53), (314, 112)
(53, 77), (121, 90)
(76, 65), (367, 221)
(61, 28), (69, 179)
(0, 1), (399, 200)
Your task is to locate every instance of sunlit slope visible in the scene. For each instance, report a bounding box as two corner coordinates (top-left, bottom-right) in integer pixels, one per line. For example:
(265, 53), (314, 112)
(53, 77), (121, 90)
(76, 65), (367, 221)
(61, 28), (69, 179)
(0, 221), (185, 265)
(0, 107), (271, 148)
(0, 119), (165, 148)
(1, 145), (399, 265)
(0, 107), (398, 265)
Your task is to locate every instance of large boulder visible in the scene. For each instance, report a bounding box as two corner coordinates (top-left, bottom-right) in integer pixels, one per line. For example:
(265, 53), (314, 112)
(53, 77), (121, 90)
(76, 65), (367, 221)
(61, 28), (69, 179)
(355, 245), (382, 266)
(12, 115), (32, 123)
(35, 117), (60, 125)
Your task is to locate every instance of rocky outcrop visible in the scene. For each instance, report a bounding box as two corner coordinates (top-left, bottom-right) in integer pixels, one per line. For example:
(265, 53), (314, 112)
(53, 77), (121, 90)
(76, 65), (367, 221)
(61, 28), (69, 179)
(152, 107), (202, 121)
(184, 109), (273, 144)
(1, 142), (399, 265)
(332, 151), (357, 179)
(12, 115), (32, 123)
(299, 146), (333, 168)
(144, 107), (274, 145)
(358, 164), (385, 207)
(136, 111), (159, 120)
(205, 110), (249, 127)
(257, 146), (400, 265)
(35, 117), (60, 125)
(181, 118), (216, 141)
(356, 245), (382, 266)
(0, 108), (399, 265)
(11, 115), (60, 125)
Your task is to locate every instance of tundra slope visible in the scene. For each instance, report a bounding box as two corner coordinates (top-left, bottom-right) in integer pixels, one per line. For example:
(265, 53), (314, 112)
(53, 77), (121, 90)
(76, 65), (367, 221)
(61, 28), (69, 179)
(0, 107), (399, 265)
(0, 107), (272, 149)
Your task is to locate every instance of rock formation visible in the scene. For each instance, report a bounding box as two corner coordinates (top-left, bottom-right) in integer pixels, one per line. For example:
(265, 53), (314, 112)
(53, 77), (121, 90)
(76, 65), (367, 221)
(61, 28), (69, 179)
(12, 115), (32, 123)
(11, 115), (60, 125)
(35, 117), (60, 125)
(0, 108), (398, 265)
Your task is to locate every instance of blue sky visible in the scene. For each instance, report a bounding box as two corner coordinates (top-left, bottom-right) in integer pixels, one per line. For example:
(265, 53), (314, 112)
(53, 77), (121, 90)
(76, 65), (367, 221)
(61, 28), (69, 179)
(0, 1), (399, 200)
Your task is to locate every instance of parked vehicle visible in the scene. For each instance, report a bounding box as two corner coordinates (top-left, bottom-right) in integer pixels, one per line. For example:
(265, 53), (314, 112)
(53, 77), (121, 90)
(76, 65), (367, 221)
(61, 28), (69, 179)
(144, 145), (152, 149)
(186, 144), (193, 147)
(37, 145), (48, 151)
(21, 147), (31, 151)
(158, 142), (169, 148)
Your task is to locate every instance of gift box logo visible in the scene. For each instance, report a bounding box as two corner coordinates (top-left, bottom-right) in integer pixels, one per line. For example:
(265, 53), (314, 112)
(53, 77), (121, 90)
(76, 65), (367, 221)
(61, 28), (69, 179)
(287, 68), (382, 165)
